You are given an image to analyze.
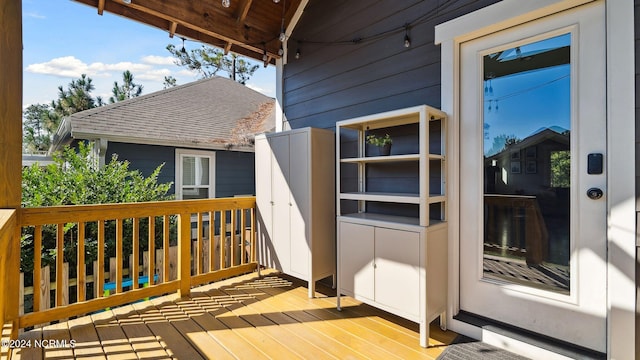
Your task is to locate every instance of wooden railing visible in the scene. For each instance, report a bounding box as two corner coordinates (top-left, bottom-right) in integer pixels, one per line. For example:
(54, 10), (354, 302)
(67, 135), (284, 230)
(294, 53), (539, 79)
(12, 197), (257, 331)
(0, 209), (20, 359)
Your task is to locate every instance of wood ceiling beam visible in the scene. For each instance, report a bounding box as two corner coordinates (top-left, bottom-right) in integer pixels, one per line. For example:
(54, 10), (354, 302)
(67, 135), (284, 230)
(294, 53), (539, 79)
(72, 0), (281, 60)
(224, 42), (233, 55)
(169, 21), (178, 38)
(97, 0), (105, 15)
(235, 0), (253, 24)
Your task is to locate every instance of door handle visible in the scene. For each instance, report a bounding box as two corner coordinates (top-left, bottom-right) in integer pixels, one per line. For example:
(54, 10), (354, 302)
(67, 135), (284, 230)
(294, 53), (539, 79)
(586, 188), (603, 200)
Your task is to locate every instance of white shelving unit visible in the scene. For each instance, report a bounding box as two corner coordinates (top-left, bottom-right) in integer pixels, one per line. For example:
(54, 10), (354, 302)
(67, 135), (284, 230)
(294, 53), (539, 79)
(335, 105), (448, 348)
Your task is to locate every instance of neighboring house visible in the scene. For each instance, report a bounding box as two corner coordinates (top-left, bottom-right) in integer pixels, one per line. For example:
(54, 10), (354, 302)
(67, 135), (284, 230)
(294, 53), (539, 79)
(1, 1), (635, 359)
(50, 77), (275, 199)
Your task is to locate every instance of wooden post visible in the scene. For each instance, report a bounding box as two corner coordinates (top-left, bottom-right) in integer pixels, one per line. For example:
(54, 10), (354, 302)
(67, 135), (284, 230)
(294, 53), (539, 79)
(0, 0), (23, 340)
(177, 213), (191, 297)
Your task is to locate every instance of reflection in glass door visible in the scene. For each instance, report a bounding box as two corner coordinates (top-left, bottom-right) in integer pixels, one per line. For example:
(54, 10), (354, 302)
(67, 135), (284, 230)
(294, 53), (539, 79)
(482, 34), (570, 294)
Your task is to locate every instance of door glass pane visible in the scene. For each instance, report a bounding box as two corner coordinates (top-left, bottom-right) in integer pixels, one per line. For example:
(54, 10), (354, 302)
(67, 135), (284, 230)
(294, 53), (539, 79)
(482, 33), (571, 294)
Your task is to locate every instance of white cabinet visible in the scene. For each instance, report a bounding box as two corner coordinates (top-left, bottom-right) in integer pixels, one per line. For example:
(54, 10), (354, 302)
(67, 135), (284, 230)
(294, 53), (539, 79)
(256, 127), (335, 298)
(336, 105), (448, 347)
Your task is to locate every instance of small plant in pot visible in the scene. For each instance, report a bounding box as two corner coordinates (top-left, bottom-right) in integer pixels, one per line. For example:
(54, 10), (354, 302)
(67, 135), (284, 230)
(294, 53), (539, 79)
(366, 133), (393, 156)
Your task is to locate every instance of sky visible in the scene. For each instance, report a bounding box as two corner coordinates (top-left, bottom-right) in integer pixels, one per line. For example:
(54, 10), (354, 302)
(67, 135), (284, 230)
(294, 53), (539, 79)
(21, 0), (276, 108)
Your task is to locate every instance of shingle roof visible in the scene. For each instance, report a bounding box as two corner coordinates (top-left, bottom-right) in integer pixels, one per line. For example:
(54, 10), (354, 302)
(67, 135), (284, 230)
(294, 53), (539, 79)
(52, 76), (275, 152)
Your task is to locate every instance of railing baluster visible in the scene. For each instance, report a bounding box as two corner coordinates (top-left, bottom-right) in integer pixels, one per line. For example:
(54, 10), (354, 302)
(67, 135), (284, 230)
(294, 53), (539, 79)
(132, 218), (139, 290)
(56, 223), (64, 307)
(178, 213), (191, 298)
(240, 209), (246, 265)
(208, 211), (214, 272)
(220, 210), (226, 269)
(97, 220), (105, 298)
(148, 216), (155, 285)
(197, 212), (203, 274)
(77, 222), (86, 302)
(230, 209), (236, 267)
(251, 207), (256, 263)
(116, 219), (123, 294)
(33, 225), (42, 312)
(163, 215), (170, 282)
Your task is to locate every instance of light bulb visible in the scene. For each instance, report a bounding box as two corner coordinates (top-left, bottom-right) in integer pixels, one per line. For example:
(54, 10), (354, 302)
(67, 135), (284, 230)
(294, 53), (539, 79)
(279, 32), (286, 42)
(273, 0), (280, 2)
(221, 0), (230, 8)
(278, 46), (284, 56)
(404, 34), (411, 48)
(295, 49), (300, 59)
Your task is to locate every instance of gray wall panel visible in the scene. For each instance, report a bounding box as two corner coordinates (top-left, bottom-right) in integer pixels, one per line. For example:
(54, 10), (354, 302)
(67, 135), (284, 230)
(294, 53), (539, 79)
(106, 142), (176, 194)
(215, 151), (256, 197)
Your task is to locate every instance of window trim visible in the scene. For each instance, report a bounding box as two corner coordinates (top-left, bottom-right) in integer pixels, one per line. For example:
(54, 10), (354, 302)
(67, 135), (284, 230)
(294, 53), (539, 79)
(175, 148), (216, 200)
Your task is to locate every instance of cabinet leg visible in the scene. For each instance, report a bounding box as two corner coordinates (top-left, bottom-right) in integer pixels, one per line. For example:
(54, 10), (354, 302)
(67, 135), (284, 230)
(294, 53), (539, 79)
(439, 311), (447, 331)
(308, 280), (315, 298)
(419, 321), (429, 348)
(337, 294), (342, 311)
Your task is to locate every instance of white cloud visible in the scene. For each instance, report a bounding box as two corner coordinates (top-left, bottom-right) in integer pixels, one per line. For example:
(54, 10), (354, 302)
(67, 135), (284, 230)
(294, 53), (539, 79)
(137, 69), (172, 82)
(24, 12), (45, 19)
(141, 55), (176, 66)
(25, 56), (152, 78)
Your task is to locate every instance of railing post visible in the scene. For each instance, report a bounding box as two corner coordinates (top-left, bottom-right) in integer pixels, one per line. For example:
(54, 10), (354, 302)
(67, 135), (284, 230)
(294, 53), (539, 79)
(0, 211), (20, 345)
(178, 213), (191, 297)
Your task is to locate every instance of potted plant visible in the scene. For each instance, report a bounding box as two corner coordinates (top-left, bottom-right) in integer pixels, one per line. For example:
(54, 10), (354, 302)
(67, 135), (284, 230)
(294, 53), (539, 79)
(366, 133), (393, 156)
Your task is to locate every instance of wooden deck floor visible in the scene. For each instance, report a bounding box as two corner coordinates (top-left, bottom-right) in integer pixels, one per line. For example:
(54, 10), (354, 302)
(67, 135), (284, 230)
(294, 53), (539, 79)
(11, 270), (458, 359)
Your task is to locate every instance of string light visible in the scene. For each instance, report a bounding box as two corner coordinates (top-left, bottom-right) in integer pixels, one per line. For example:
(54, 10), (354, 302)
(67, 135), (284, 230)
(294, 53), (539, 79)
(295, 48), (300, 59)
(180, 37), (186, 53)
(403, 24), (411, 48)
(221, 0), (230, 8)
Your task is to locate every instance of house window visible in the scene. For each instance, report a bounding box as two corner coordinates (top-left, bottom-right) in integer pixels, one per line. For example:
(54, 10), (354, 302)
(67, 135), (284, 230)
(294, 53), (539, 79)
(175, 149), (215, 199)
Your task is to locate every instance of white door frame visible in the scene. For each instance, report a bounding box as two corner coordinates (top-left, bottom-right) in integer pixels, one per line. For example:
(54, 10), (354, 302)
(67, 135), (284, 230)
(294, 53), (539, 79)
(435, 0), (635, 358)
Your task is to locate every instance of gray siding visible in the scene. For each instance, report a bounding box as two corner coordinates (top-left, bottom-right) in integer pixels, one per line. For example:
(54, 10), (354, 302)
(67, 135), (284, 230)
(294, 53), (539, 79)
(107, 142), (256, 198)
(284, 0), (499, 130)
(215, 151), (256, 197)
(285, 0), (497, 219)
(106, 142), (176, 194)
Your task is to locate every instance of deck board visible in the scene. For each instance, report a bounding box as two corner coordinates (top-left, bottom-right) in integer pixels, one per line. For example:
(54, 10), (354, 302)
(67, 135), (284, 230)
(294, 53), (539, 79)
(12, 270), (459, 359)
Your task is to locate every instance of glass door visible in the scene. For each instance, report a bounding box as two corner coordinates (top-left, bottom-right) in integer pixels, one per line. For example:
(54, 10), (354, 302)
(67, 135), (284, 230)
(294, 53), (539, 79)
(459, 2), (607, 352)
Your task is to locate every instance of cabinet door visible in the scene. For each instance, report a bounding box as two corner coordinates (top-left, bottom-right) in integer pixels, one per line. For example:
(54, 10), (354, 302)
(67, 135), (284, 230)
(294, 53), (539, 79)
(339, 222), (374, 301)
(288, 132), (310, 278)
(270, 135), (291, 273)
(255, 137), (275, 266)
(374, 227), (420, 317)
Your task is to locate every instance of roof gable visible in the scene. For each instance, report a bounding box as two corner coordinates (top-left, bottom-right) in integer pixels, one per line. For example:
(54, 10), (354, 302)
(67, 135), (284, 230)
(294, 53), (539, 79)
(53, 76), (275, 152)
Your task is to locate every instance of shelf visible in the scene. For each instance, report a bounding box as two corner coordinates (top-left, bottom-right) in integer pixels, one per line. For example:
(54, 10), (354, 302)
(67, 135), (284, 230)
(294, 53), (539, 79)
(339, 213), (420, 226)
(339, 213), (446, 228)
(340, 154), (420, 163)
(428, 195), (446, 204)
(339, 192), (420, 204)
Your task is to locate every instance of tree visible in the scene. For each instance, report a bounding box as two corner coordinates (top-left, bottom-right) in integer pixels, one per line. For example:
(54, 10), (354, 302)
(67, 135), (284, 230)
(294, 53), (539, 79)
(109, 70), (144, 103)
(163, 75), (177, 89)
(52, 74), (103, 116)
(22, 103), (58, 153)
(167, 44), (259, 84)
(21, 142), (174, 274)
